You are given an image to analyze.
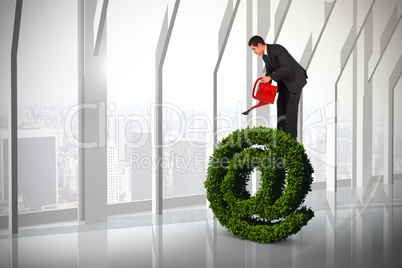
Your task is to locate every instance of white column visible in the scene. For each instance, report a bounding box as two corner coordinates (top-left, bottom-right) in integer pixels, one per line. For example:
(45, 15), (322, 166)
(384, 54), (402, 184)
(153, 0), (181, 215)
(356, 8), (374, 188)
(152, 215), (163, 268)
(9, 0), (23, 235)
(383, 79), (394, 185)
(83, 0), (108, 224)
(77, 0), (85, 222)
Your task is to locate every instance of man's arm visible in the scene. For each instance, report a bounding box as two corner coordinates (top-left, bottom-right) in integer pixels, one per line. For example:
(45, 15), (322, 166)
(269, 45), (292, 82)
(262, 65), (273, 83)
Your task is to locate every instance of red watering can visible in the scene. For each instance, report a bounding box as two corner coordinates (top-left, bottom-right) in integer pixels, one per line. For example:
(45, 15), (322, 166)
(242, 77), (277, 115)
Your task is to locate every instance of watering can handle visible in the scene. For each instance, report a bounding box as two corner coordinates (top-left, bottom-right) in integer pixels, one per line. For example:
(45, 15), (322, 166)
(252, 77), (264, 99)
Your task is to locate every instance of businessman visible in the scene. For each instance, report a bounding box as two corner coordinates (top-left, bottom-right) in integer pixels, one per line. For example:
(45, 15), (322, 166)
(248, 35), (308, 139)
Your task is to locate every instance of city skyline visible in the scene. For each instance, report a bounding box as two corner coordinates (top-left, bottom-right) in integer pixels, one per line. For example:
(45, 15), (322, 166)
(1, 99), (401, 214)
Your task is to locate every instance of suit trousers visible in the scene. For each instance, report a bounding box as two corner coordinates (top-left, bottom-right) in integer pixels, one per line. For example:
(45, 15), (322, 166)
(276, 83), (302, 139)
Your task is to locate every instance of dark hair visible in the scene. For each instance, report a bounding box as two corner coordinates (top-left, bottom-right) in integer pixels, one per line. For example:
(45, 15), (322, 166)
(248, 35), (265, 47)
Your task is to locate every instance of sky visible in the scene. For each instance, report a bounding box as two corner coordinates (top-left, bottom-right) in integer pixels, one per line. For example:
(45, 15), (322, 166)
(0, 0), (78, 104)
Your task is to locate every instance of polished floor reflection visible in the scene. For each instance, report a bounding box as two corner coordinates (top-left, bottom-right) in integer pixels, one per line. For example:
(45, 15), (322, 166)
(0, 180), (401, 268)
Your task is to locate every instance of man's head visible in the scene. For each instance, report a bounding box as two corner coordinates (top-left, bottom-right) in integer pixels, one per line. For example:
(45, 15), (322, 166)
(248, 35), (265, 56)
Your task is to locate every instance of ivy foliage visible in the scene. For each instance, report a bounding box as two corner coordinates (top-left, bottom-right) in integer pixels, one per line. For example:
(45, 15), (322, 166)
(204, 126), (314, 243)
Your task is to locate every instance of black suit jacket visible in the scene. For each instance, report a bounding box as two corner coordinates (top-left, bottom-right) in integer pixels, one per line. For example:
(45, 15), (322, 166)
(264, 44), (308, 94)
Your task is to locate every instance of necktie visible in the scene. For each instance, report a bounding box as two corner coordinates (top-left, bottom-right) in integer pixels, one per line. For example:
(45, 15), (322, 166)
(263, 54), (274, 71)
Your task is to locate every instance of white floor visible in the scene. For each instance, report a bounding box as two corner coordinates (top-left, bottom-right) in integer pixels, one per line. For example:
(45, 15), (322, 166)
(0, 180), (401, 268)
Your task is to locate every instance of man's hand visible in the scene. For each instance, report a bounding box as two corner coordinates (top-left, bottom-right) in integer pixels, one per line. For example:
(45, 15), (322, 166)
(261, 76), (272, 83)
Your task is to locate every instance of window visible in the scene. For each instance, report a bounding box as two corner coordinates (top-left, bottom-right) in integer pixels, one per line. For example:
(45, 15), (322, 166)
(0, 0), (79, 215)
(106, 0), (166, 203)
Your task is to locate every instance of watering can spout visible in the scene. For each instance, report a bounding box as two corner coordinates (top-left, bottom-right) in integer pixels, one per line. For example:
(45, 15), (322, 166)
(242, 77), (277, 115)
(242, 100), (269, 115)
